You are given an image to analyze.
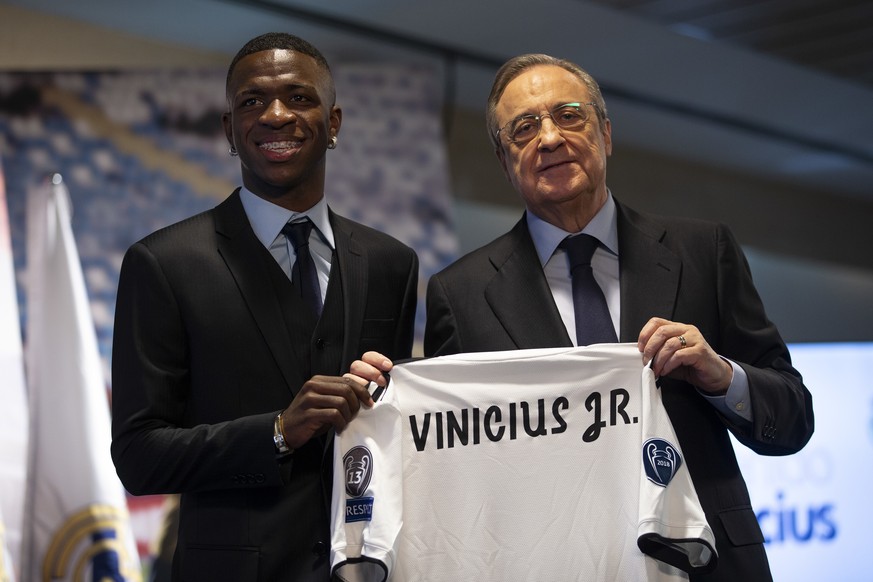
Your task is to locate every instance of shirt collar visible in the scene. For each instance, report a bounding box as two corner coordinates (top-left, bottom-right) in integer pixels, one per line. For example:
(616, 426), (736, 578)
(239, 186), (335, 250)
(526, 190), (619, 267)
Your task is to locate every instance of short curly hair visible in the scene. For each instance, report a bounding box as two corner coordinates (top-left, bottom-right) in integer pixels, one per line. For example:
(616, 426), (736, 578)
(226, 32), (334, 102)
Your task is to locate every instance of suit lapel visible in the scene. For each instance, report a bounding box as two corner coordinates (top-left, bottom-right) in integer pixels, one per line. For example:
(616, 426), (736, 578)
(616, 201), (682, 341)
(330, 212), (367, 368)
(484, 218), (573, 349)
(213, 190), (306, 396)
(319, 212), (368, 467)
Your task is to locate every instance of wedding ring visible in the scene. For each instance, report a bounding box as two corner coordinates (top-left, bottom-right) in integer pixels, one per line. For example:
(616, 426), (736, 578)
(678, 335), (687, 349)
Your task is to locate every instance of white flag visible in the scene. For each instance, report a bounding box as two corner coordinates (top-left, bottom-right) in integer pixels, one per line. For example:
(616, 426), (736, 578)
(0, 155), (27, 582)
(21, 174), (141, 582)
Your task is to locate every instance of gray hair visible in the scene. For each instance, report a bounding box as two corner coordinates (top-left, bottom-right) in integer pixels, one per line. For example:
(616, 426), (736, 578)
(486, 54), (608, 150)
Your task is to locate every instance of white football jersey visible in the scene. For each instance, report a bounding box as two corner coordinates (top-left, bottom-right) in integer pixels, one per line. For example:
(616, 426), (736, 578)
(331, 344), (716, 582)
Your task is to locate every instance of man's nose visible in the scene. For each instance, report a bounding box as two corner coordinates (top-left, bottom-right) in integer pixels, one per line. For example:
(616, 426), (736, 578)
(537, 116), (564, 150)
(261, 99), (296, 126)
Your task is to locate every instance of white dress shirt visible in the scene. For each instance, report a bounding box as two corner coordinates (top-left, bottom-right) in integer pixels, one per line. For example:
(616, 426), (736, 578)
(526, 191), (752, 423)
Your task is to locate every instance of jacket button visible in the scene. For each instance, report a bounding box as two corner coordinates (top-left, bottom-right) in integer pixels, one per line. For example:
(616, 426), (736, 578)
(315, 338), (325, 349)
(312, 541), (327, 556)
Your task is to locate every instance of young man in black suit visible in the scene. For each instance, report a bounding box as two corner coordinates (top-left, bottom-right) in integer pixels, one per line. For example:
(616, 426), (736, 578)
(110, 33), (417, 581)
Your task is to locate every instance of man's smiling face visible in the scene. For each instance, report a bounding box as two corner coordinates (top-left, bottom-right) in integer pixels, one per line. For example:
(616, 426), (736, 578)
(223, 48), (341, 210)
(495, 64), (612, 223)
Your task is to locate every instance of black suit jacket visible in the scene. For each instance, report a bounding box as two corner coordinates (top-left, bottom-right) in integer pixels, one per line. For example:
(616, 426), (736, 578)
(111, 190), (418, 581)
(425, 199), (813, 582)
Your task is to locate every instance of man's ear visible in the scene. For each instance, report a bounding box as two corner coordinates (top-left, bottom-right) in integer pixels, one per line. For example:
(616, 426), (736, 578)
(496, 146), (512, 183)
(221, 111), (234, 150)
(330, 105), (343, 137)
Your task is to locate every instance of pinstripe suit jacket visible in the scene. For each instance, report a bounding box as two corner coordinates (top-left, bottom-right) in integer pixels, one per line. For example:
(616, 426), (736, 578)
(111, 190), (418, 581)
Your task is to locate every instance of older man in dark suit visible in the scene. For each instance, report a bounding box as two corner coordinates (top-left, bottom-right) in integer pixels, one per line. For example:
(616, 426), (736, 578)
(422, 54), (813, 581)
(110, 33), (417, 581)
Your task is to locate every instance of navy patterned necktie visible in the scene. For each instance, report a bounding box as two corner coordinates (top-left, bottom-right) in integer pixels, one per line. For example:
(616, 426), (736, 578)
(282, 218), (323, 317)
(559, 234), (617, 346)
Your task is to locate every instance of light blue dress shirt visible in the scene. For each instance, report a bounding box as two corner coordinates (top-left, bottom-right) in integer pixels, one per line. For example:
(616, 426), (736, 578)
(239, 187), (334, 304)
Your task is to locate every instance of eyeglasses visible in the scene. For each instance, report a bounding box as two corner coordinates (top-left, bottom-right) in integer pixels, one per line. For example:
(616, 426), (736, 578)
(496, 102), (599, 145)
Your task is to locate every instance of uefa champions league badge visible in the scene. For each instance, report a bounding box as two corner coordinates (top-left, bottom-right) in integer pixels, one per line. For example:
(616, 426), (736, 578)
(343, 446), (374, 523)
(643, 438), (682, 487)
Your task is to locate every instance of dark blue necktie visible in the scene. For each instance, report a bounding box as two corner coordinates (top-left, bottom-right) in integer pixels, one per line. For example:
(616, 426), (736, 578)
(282, 219), (323, 317)
(559, 234), (617, 346)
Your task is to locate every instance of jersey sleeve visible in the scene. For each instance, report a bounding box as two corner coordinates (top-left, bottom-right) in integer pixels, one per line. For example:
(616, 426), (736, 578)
(330, 380), (403, 582)
(636, 364), (718, 575)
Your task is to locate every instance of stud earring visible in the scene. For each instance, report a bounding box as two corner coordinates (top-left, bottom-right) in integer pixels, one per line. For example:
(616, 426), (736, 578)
(229, 146), (238, 157)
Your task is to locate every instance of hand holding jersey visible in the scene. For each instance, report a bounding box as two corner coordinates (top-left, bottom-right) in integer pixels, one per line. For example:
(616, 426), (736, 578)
(638, 317), (734, 396)
(352, 314), (735, 398)
(347, 351), (394, 390)
(331, 344), (717, 582)
(279, 375), (375, 450)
